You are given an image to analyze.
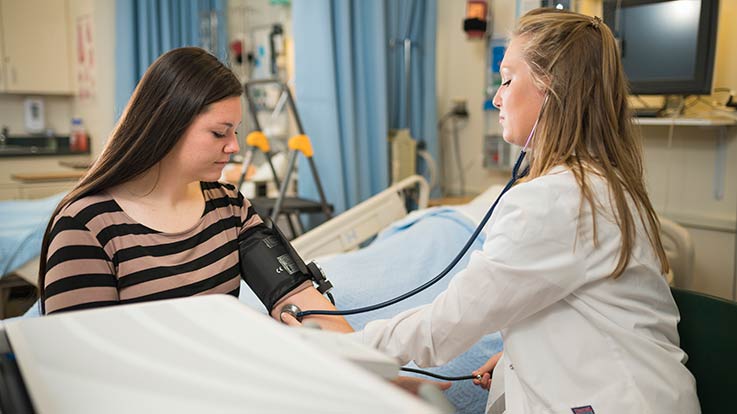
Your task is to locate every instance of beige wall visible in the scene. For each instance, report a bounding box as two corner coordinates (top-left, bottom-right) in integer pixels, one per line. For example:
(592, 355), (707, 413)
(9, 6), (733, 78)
(0, 95), (73, 135)
(436, 0), (512, 196)
(713, 0), (737, 91)
(68, 0), (116, 159)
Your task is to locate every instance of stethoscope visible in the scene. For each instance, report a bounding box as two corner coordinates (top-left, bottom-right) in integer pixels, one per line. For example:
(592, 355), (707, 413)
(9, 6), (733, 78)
(290, 153), (529, 382)
(296, 149), (529, 321)
(291, 100), (545, 381)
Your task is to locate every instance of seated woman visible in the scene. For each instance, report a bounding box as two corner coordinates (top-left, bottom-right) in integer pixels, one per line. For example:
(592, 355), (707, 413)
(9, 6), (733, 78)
(37, 47), (350, 332)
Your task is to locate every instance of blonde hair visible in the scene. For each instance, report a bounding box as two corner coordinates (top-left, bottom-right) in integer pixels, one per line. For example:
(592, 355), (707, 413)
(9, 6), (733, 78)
(515, 8), (669, 277)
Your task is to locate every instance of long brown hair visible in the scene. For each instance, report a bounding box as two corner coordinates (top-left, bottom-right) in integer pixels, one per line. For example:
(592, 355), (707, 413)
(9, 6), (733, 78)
(516, 8), (669, 277)
(38, 47), (243, 311)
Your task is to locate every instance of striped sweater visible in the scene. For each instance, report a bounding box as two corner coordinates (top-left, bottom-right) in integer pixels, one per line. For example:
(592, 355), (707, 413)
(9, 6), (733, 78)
(43, 181), (262, 314)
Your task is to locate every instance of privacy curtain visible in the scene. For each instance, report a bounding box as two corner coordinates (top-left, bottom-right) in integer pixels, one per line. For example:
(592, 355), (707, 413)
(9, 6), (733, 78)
(292, 0), (437, 216)
(387, 0), (438, 188)
(114, 0), (228, 118)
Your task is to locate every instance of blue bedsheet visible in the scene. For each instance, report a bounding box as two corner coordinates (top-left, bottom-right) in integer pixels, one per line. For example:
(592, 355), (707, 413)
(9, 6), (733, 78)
(241, 208), (502, 414)
(0, 193), (65, 277)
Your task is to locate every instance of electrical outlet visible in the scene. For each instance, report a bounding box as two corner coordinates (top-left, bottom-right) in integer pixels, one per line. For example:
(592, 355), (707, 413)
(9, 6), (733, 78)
(451, 98), (469, 118)
(726, 94), (737, 109)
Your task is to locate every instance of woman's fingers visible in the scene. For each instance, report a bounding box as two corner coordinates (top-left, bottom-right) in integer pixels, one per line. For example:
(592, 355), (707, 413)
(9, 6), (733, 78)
(472, 351), (503, 390)
(481, 372), (492, 390)
(471, 372), (492, 390)
(279, 312), (302, 326)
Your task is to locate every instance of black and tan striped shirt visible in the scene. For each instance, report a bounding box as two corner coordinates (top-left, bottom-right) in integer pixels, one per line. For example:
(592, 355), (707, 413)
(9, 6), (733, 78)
(43, 181), (262, 314)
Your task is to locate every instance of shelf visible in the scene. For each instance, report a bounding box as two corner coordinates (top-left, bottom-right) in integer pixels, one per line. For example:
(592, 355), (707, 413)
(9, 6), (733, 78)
(634, 116), (737, 126)
(11, 171), (86, 183)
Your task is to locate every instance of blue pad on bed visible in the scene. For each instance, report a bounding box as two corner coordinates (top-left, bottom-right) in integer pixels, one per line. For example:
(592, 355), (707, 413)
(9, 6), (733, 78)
(241, 208), (502, 414)
(0, 193), (65, 276)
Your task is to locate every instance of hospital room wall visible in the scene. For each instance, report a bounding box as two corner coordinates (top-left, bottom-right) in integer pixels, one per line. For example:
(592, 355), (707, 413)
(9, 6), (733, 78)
(435, 1), (512, 197)
(436, 0), (737, 300)
(66, 0), (117, 162)
(0, 98), (73, 138)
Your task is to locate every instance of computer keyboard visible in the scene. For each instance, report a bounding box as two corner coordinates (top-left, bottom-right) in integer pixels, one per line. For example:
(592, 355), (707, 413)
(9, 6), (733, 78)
(633, 107), (661, 118)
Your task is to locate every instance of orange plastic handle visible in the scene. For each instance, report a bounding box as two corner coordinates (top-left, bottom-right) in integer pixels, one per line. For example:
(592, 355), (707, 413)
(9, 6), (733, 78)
(246, 131), (270, 152)
(288, 134), (314, 158)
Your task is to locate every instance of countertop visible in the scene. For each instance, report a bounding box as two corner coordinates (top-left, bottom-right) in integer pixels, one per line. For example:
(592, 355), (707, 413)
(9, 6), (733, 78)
(0, 135), (90, 158)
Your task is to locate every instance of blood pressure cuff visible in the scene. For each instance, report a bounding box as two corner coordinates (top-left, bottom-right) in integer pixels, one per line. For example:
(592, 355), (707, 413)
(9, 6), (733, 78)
(238, 223), (311, 313)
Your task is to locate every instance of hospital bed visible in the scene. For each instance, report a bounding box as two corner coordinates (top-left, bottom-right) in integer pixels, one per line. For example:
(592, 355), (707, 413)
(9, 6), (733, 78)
(0, 295), (445, 414)
(0, 193), (65, 285)
(291, 175), (430, 259)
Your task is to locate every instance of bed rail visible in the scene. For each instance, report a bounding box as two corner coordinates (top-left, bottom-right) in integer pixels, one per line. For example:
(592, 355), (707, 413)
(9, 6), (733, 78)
(292, 175), (429, 260)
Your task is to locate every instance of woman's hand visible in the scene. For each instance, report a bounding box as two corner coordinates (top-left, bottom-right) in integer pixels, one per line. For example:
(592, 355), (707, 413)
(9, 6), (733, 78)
(472, 351), (502, 390)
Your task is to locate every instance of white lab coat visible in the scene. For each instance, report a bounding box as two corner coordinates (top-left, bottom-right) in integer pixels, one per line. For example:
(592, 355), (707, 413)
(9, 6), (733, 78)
(351, 166), (700, 414)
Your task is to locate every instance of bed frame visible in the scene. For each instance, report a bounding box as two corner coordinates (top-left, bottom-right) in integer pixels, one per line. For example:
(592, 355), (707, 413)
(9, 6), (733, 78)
(292, 175), (429, 260)
(6, 260), (37, 287)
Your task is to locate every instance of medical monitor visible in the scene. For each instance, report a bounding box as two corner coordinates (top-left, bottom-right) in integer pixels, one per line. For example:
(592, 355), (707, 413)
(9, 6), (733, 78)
(602, 0), (719, 95)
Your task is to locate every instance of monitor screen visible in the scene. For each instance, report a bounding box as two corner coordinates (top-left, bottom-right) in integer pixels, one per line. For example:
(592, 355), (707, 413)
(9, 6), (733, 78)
(603, 0), (719, 95)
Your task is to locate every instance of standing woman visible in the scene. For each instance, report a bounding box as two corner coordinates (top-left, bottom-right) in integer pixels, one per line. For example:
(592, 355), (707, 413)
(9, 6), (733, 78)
(339, 9), (699, 413)
(38, 47), (351, 332)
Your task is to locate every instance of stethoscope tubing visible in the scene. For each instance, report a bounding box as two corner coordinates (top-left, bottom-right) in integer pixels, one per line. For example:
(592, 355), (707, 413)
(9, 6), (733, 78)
(297, 151), (529, 319)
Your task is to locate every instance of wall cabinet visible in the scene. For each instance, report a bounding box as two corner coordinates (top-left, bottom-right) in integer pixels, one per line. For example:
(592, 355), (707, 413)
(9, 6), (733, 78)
(0, 0), (72, 94)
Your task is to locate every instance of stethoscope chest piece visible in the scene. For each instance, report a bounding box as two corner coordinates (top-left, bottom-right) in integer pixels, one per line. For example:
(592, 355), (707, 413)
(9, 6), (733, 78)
(279, 303), (303, 323)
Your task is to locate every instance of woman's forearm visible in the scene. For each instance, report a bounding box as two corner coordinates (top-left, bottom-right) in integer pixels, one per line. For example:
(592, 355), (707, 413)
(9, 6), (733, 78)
(270, 285), (354, 332)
